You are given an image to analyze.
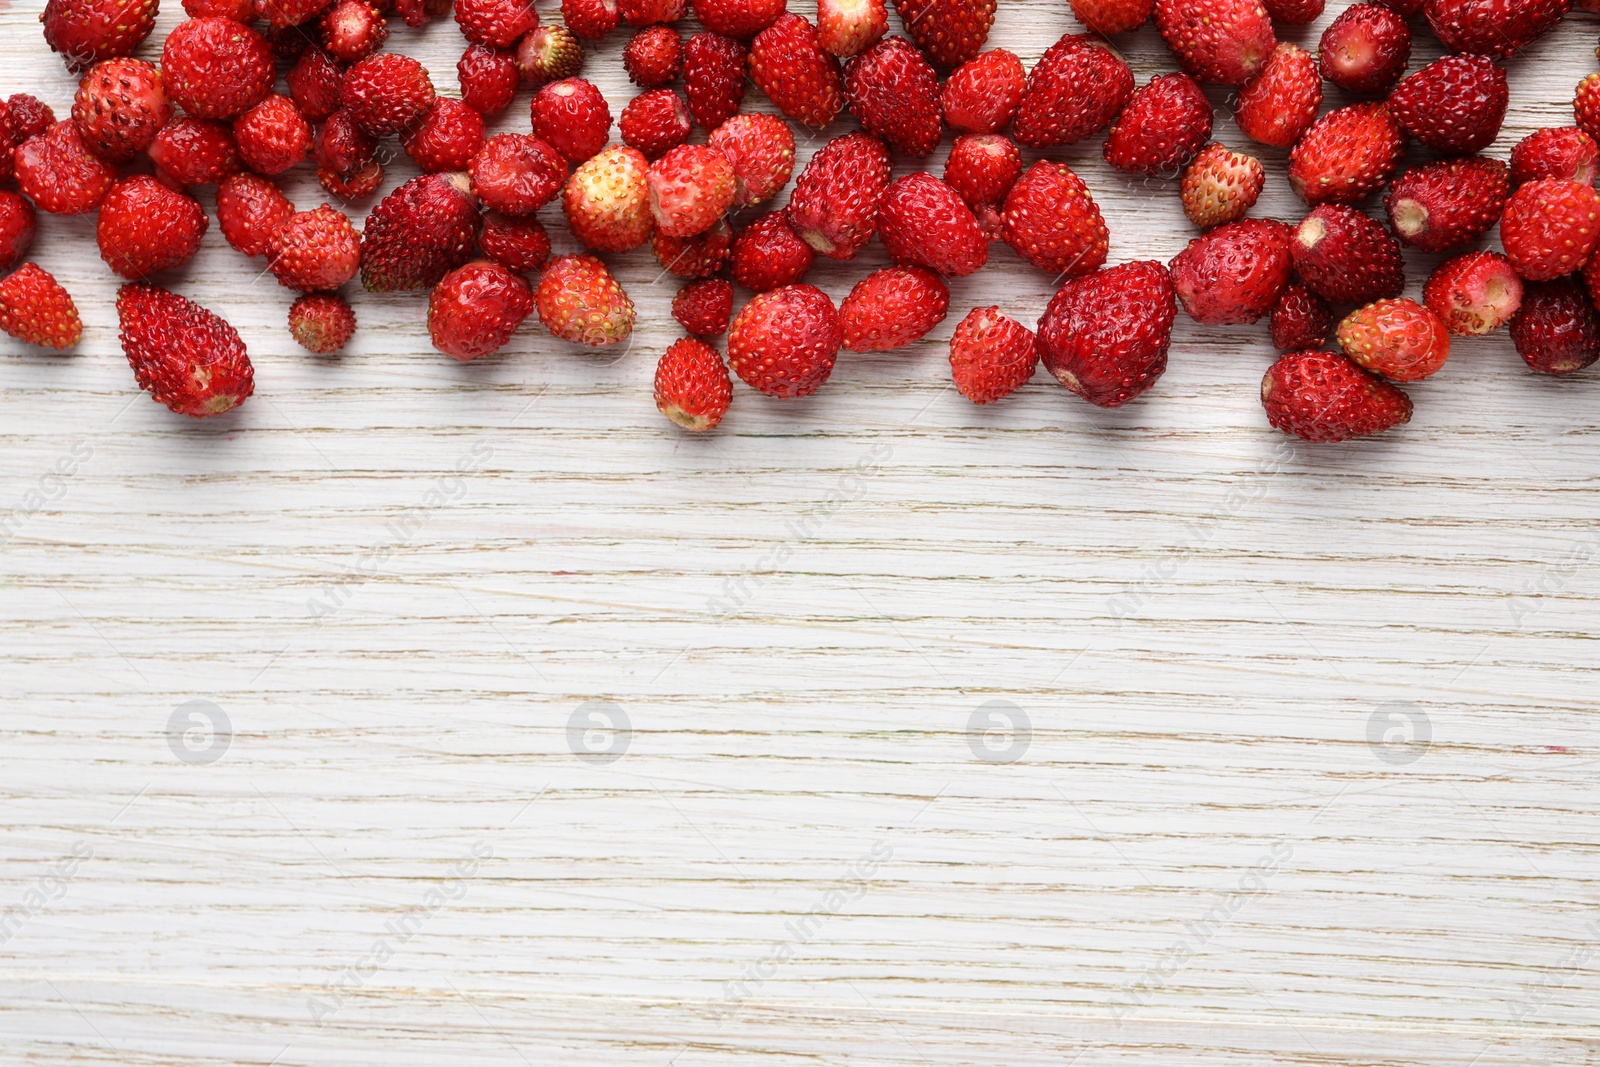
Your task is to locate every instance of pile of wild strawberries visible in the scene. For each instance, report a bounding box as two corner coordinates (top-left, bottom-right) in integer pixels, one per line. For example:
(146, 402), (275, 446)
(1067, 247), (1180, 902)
(0, 0), (1594, 438)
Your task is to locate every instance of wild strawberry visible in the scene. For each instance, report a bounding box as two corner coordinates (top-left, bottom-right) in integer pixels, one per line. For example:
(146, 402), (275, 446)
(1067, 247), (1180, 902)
(342, 54), (435, 136)
(536, 254), (635, 346)
(563, 145), (653, 252)
(1180, 143), (1264, 229)
(673, 278), (735, 336)
(517, 26), (585, 84)
(1103, 72), (1212, 177)
(425, 260), (535, 361)
(257, 0), (337, 28)
(839, 266), (950, 351)
(709, 114), (794, 208)
(1424, 251), (1523, 336)
(72, 58), (172, 164)
(117, 284), (254, 417)
(1291, 204), (1405, 305)
(1389, 57), (1508, 159)
(682, 33), (747, 130)
(1038, 260), (1176, 408)
(1071, 0), (1154, 33)
(289, 293), (356, 353)
(468, 133), (568, 216)
(1234, 42), (1320, 148)
(392, 0), (454, 27)
(455, 0), (537, 47)
(652, 220), (734, 279)
(0, 193), (38, 273)
(478, 211), (552, 273)
(1288, 103), (1403, 206)
(1385, 157), (1508, 253)
(1270, 282), (1332, 352)
(1510, 278), (1600, 375)
(877, 173), (987, 277)
(891, 0), (994, 69)
(234, 94), (312, 176)
(1500, 179), (1600, 282)
(14, 122), (115, 216)
(620, 90), (692, 159)
(648, 144), (736, 238)
(314, 110), (377, 177)
(1372, 0), (1421, 12)
(1318, 3), (1409, 95)
(1512, 127), (1598, 188)
(940, 49), (1024, 135)
(288, 47), (345, 123)
(655, 337), (733, 432)
(624, 26), (681, 86)
(1169, 218), (1290, 325)
(1155, 0), (1275, 85)
(458, 43), (520, 115)
(96, 176), (208, 280)
(1263, 0), (1322, 21)
(1261, 350), (1411, 442)
(161, 17), (275, 120)
(0, 264), (82, 350)
(7, 96), (58, 143)
(731, 213), (816, 290)
(817, 0), (888, 57)
(1000, 161), (1108, 278)
(785, 132), (890, 260)
(320, 0), (387, 61)
(41, 0), (158, 71)
(147, 117), (241, 190)
(529, 78), (611, 164)
(1012, 34), (1133, 148)
(727, 284), (841, 398)
(268, 204), (361, 292)
(1337, 299), (1450, 382)
(1424, 0), (1568, 58)
(629, 0), (691, 35)
(265, 21), (314, 62)
(751, 14), (844, 128)
(217, 173), (295, 256)
(401, 98), (486, 173)
(943, 134), (1021, 209)
(948, 306), (1035, 403)
(360, 172), (481, 292)
(319, 160), (384, 202)
(690, 0), (783, 34)
(1576, 74), (1600, 144)
(561, 0), (619, 38)
(843, 37), (941, 158)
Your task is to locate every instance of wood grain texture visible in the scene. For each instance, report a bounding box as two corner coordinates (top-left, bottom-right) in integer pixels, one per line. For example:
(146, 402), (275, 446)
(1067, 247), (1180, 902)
(2, 0), (1599, 1063)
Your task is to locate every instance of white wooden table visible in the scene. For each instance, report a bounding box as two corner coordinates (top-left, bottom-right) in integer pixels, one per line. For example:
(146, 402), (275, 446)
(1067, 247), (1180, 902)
(2, 0), (1598, 1062)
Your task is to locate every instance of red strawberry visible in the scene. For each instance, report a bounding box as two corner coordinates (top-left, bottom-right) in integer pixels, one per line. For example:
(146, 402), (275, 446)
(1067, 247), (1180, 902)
(1270, 282), (1332, 352)
(319, 160), (384, 202)
(1103, 72), (1212, 177)
(876, 172), (987, 277)
(148, 116), (241, 189)
(41, 0), (158, 71)
(96, 176), (208, 280)
(1071, 0), (1154, 33)
(614, 0), (684, 19)
(7, 96), (58, 142)
(458, 43), (520, 115)
(560, 0), (619, 38)
(1423, 0), (1568, 58)
(1154, 0), (1275, 85)
(891, 0), (994, 69)
(943, 134), (1022, 209)
(727, 284), (841, 398)
(1388, 55), (1507, 155)
(0, 192), (38, 273)
(217, 173), (295, 256)
(843, 37), (940, 157)
(288, 293), (356, 353)
(401, 99), (486, 173)
(731, 213), (816, 290)
(1038, 260), (1176, 408)
(361, 172), (480, 292)
(1288, 103), (1404, 206)
(1509, 277), (1600, 375)
(1576, 73), (1600, 144)
(516, 25), (585, 84)
(817, 0), (888, 57)
(1012, 34), (1134, 149)
(1000, 161), (1108, 278)
(620, 89), (692, 159)
(1337, 299), (1451, 382)
(648, 144), (736, 238)
(1318, 3), (1409, 96)
(1385, 157), (1508, 253)
(392, 0), (454, 27)
(342, 53), (435, 136)
(1180, 143), (1264, 229)
(562, 144), (653, 252)
(478, 212), (552, 273)
(655, 338), (733, 432)
(673, 278), (735, 336)
(455, 0), (538, 47)
(185, 0), (254, 18)
(14, 122), (116, 215)
(1169, 218), (1291, 325)
(1424, 251), (1523, 335)
(785, 131), (890, 260)
(321, 0), (387, 62)
(288, 47), (346, 123)
(470, 133), (569, 215)
(709, 114), (795, 207)
(1291, 205), (1405, 305)
(529, 78), (611, 164)
(682, 33), (747, 131)
(117, 284), (255, 417)
(1500, 179), (1600, 282)
(1261, 350), (1411, 443)
(751, 14), (844, 128)
(162, 17), (275, 120)
(948, 306), (1036, 403)
(536, 253), (635, 346)
(1234, 42), (1320, 148)
(624, 26), (681, 86)
(72, 58), (172, 163)
(268, 204), (361, 292)
(1512, 127), (1598, 188)
(256, 0), (336, 29)
(1263, 0), (1322, 21)
(234, 94), (312, 176)
(839, 266), (950, 351)
(692, 0), (784, 35)
(0, 264), (82, 350)
(313, 109), (377, 177)
(940, 49), (1024, 135)
(651, 219), (734, 278)
(426, 260), (535, 361)
(1372, 0), (1421, 13)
